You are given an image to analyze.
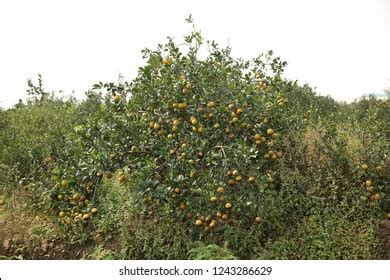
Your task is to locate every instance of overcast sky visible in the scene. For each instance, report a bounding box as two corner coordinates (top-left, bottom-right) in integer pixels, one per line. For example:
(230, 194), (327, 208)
(0, 0), (389, 108)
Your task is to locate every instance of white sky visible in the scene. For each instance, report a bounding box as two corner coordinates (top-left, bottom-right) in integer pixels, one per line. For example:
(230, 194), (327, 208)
(0, 0), (389, 108)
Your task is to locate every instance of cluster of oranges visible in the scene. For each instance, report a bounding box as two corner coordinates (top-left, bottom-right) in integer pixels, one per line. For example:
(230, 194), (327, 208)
(53, 176), (100, 225)
(361, 164), (382, 202)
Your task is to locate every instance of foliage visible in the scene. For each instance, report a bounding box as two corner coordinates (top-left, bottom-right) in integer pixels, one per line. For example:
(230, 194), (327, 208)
(188, 242), (237, 260)
(0, 18), (389, 260)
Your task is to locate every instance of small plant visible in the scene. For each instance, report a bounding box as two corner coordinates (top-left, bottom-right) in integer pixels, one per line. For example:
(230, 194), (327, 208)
(87, 245), (116, 260)
(188, 242), (237, 260)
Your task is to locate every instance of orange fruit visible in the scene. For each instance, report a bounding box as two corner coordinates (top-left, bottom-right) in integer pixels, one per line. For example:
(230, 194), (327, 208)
(118, 175), (127, 183)
(266, 128), (274, 135)
(190, 118), (198, 125)
(178, 102), (188, 110)
(216, 186), (224, 193)
(162, 57), (172, 66)
(227, 179), (235, 186)
(83, 214), (90, 220)
(61, 179), (69, 188)
(114, 94), (121, 103)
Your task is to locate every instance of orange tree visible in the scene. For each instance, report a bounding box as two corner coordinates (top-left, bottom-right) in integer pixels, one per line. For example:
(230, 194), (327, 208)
(47, 19), (306, 240)
(125, 20), (295, 234)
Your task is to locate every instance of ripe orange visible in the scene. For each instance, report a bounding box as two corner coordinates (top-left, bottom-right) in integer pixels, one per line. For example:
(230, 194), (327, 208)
(91, 208), (98, 214)
(232, 170), (239, 176)
(83, 214), (90, 220)
(131, 146), (137, 153)
(185, 82), (192, 91)
(216, 186), (224, 193)
(174, 188), (181, 194)
(162, 57), (172, 66)
(114, 94), (121, 103)
(178, 102), (188, 110)
(61, 179), (69, 188)
(210, 196), (218, 203)
(73, 193), (81, 201)
(255, 216), (262, 224)
(266, 128), (274, 135)
(195, 219), (203, 226)
(227, 179), (235, 186)
(371, 193), (380, 201)
(118, 175), (127, 183)
(207, 101), (215, 108)
(248, 176), (255, 183)
(191, 118), (198, 125)
(225, 202), (232, 209)
(171, 120), (179, 126)
(59, 211), (65, 218)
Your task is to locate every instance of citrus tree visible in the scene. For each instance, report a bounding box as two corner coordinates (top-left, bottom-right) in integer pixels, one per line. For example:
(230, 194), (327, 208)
(47, 17), (298, 235)
(124, 17), (294, 233)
